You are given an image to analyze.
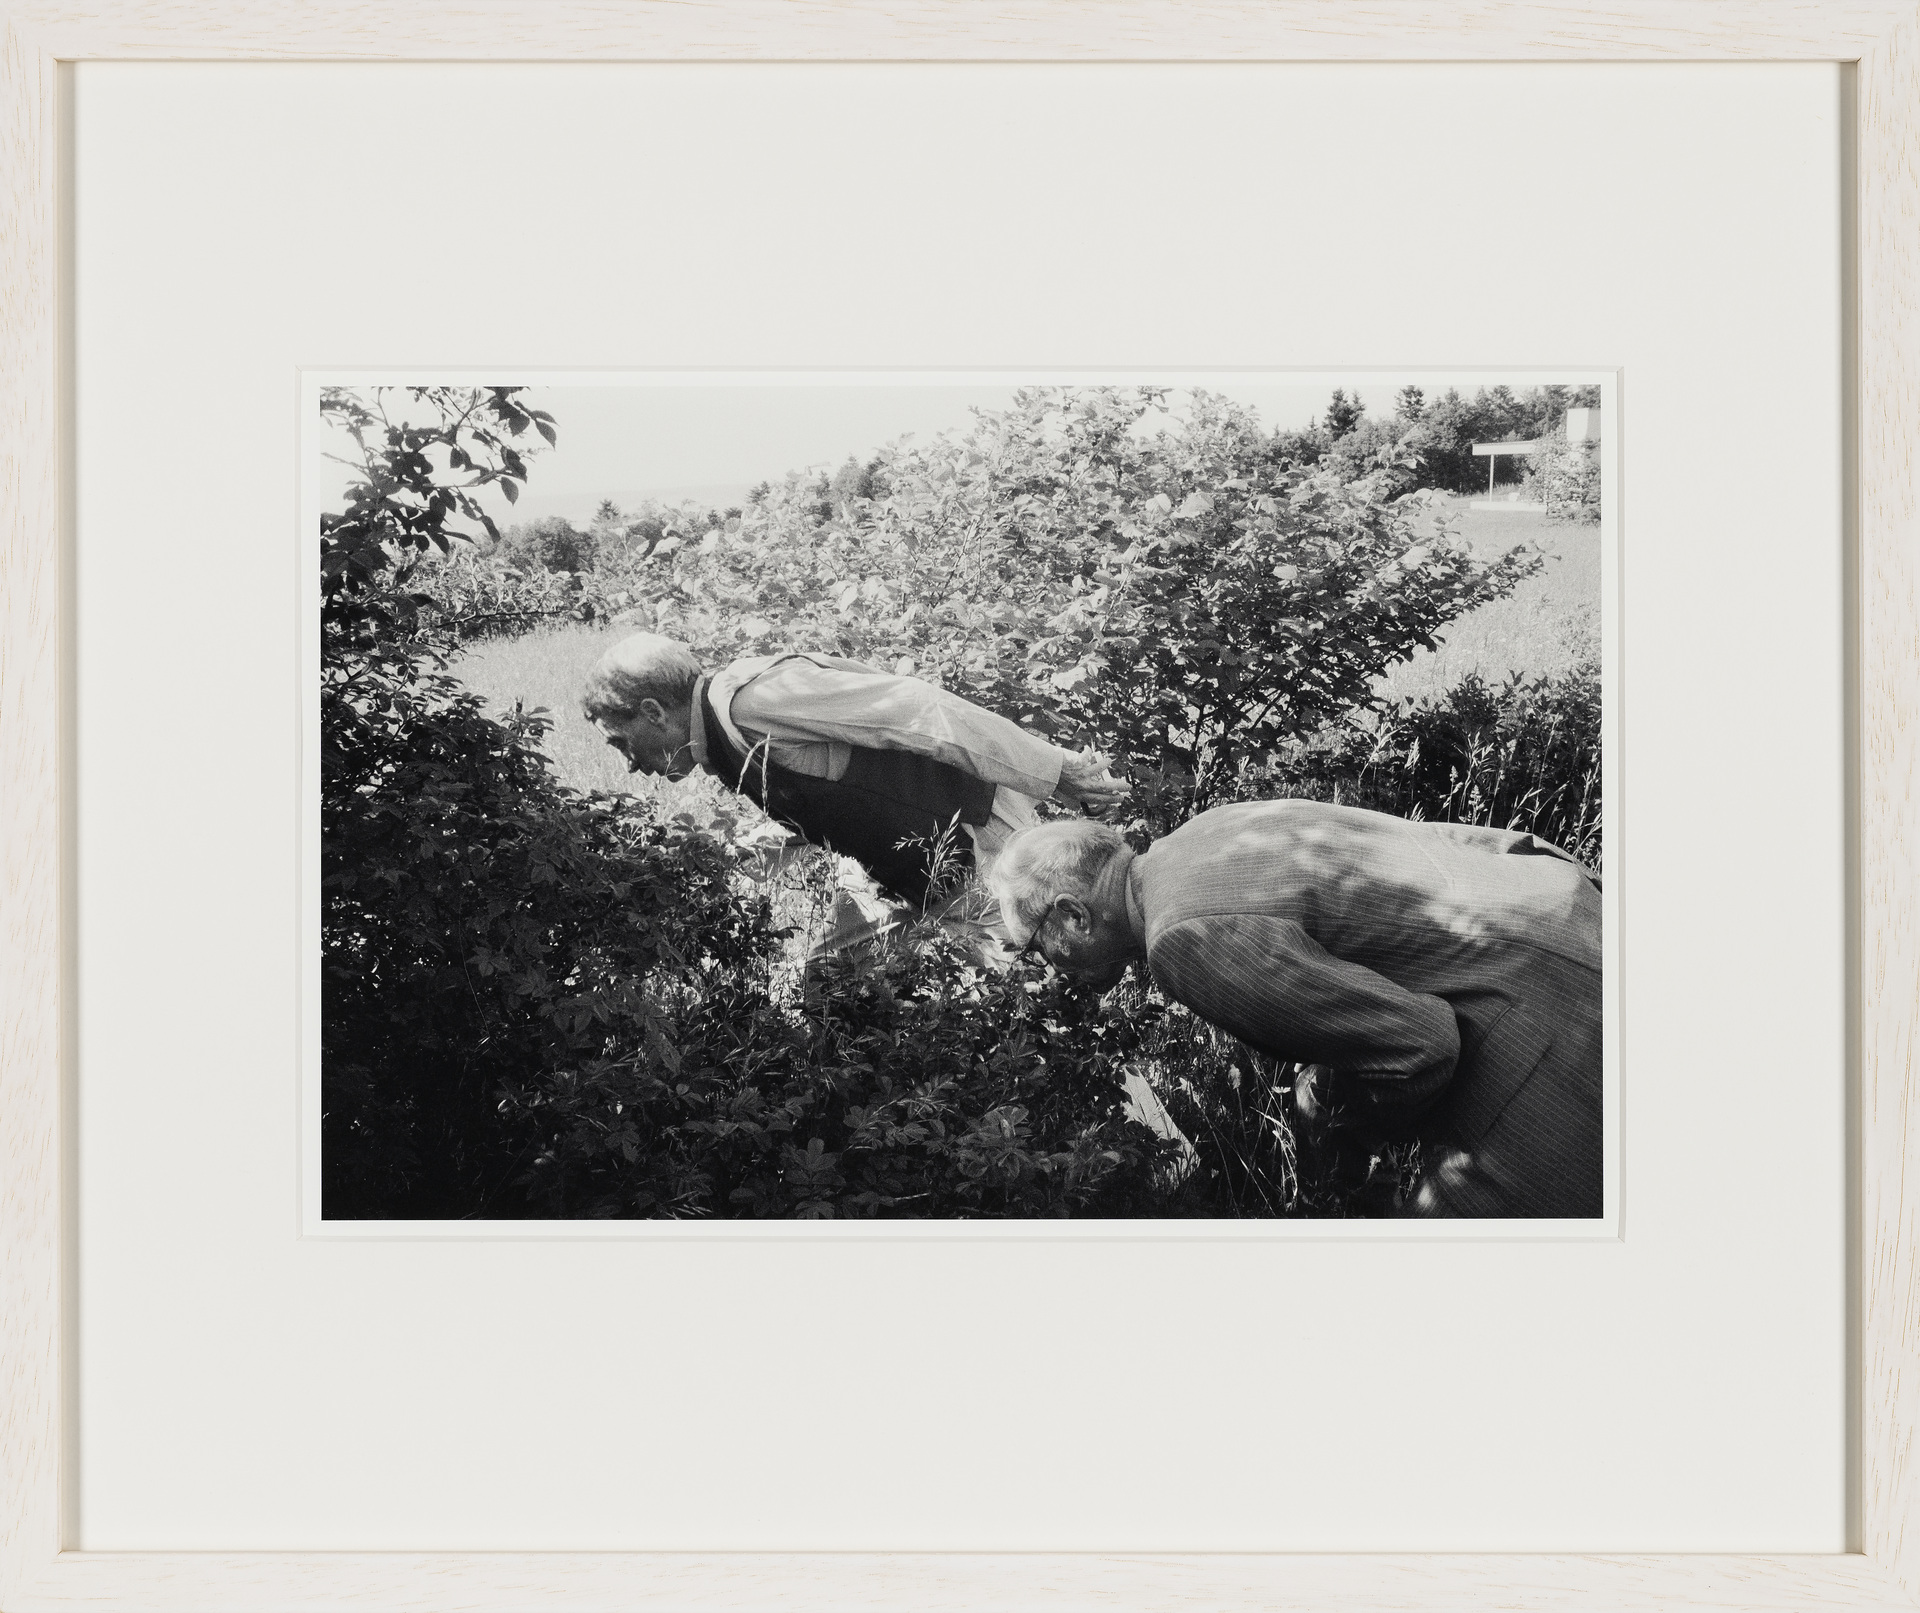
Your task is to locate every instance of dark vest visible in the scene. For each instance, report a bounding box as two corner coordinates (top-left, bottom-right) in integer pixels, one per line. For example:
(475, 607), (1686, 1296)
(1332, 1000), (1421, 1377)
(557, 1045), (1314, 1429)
(696, 659), (996, 905)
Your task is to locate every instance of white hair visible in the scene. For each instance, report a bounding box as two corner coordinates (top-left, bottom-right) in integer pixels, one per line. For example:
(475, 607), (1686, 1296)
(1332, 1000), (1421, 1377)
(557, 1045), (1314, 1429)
(988, 819), (1129, 946)
(580, 632), (703, 723)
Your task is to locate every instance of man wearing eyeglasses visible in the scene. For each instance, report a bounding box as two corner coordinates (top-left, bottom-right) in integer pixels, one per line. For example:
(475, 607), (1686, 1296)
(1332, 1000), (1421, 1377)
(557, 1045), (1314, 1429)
(988, 799), (1603, 1218)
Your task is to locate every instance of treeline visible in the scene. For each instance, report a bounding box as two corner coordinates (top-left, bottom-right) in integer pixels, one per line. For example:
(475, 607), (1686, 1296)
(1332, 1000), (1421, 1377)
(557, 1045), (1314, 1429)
(481, 384), (1601, 601)
(744, 384), (1605, 513)
(1274, 383), (1602, 509)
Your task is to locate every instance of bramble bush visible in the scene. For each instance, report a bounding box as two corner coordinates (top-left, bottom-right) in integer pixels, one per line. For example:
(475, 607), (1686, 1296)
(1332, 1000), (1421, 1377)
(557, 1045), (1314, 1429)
(321, 689), (773, 1216)
(321, 387), (764, 1214)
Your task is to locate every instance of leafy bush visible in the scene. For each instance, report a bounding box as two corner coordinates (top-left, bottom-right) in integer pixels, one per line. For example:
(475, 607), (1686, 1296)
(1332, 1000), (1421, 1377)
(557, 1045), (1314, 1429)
(321, 387), (1175, 1219)
(499, 514), (598, 575)
(412, 500), (720, 641)
(1522, 426), (1603, 524)
(504, 915), (1180, 1219)
(1319, 413), (1425, 500)
(320, 388), (769, 1215)
(322, 689), (772, 1217)
(582, 386), (1540, 832)
(415, 542), (619, 640)
(406, 507), (661, 644)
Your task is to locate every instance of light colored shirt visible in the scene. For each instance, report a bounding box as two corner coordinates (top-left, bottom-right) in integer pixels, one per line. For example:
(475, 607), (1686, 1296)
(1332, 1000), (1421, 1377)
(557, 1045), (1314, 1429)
(689, 651), (1066, 871)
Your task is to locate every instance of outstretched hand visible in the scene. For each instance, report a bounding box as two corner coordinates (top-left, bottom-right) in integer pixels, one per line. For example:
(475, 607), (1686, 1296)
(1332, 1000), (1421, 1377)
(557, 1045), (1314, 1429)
(1052, 749), (1129, 811)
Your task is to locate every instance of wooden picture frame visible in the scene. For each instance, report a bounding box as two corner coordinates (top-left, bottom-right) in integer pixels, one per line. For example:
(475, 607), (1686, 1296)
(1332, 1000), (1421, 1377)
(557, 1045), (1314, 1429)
(2, 3), (1913, 1606)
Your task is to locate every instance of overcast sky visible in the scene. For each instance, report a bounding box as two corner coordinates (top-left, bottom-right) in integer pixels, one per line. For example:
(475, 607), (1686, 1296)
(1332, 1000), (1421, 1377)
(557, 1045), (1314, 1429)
(315, 377), (1511, 527)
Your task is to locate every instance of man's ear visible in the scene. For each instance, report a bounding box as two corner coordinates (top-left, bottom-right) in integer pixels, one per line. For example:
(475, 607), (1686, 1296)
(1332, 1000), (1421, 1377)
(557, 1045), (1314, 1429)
(636, 697), (666, 728)
(1053, 894), (1092, 935)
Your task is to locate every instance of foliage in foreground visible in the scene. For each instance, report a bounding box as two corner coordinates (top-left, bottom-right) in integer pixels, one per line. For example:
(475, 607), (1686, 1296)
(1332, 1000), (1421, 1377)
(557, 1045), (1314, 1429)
(320, 388), (1169, 1219)
(505, 915), (1180, 1220)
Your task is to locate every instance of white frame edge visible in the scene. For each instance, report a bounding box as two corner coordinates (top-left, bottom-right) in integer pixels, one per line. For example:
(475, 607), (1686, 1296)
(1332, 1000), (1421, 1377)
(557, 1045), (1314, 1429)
(2, 4), (1914, 1609)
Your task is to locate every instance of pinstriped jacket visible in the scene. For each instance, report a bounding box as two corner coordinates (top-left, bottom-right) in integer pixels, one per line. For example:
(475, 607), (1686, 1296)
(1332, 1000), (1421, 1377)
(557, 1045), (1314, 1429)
(1127, 799), (1602, 1152)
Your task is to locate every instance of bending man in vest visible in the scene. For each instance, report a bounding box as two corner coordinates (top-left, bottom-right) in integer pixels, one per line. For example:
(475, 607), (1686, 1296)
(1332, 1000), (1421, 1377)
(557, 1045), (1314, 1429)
(988, 801), (1603, 1218)
(580, 632), (1127, 955)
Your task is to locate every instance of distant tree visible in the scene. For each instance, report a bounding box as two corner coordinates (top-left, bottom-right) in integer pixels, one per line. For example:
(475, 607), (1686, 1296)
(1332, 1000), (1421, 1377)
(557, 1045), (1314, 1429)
(595, 497), (623, 524)
(1322, 387), (1366, 438)
(1395, 385), (1426, 422)
(829, 454), (875, 510)
(1481, 384), (1523, 440)
(1399, 387), (1483, 494)
(500, 515), (595, 575)
(1511, 385), (1570, 440)
(1266, 424), (1326, 470)
(824, 455), (892, 514)
(1323, 413), (1421, 499)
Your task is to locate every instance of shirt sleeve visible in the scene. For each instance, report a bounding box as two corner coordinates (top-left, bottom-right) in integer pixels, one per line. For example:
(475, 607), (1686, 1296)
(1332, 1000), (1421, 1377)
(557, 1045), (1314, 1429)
(1147, 914), (1460, 1112)
(725, 656), (1068, 799)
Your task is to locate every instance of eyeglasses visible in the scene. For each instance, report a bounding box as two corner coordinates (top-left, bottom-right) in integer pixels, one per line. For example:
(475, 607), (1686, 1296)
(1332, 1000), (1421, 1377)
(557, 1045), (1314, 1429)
(1013, 908), (1051, 964)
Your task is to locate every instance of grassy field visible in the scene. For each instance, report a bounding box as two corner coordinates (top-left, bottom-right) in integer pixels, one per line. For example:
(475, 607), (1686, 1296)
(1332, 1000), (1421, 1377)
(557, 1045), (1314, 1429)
(452, 493), (1599, 795)
(1381, 495), (1601, 705)
(453, 620), (670, 799)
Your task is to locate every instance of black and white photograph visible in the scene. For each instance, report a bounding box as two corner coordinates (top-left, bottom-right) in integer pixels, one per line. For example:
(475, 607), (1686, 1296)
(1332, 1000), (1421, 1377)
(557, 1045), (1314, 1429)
(315, 374), (1610, 1223)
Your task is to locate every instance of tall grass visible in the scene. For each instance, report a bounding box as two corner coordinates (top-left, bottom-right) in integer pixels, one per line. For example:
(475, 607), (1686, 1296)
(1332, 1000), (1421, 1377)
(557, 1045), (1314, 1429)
(1289, 658), (1603, 870)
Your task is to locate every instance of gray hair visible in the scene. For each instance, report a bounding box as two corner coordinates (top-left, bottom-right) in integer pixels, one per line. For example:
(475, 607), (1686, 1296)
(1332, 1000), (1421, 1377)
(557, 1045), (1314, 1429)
(581, 632), (703, 723)
(988, 818), (1129, 946)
